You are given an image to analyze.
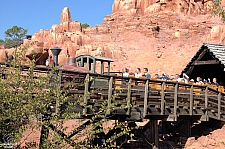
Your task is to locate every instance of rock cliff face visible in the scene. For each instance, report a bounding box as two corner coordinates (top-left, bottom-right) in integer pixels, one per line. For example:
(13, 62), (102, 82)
(1, 1), (225, 75)
(112, 0), (215, 16)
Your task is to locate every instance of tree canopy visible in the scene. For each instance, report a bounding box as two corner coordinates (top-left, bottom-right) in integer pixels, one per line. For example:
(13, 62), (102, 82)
(211, 0), (225, 22)
(0, 26), (28, 48)
(81, 23), (90, 29)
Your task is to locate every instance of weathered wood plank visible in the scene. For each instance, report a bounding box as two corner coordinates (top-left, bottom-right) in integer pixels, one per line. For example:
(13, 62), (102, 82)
(173, 83), (178, 120)
(126, 78), (131, 115)
(190, 85), (193, 116)
(193, 60), (219, 65)
(143, 79), (149, 118)
(107, 77), (113, 115)
(83, 74), (89, 115)
(218, 93), (221, 120)
(161, 82), (165, 115)
(205, 86), (209, 121)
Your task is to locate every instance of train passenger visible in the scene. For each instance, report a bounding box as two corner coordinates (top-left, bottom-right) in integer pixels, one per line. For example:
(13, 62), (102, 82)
(176, 73), (189, 83)
(142, 68), (151, 79)
(212, 78), (219, 87)
(161, 72), (170, 80)
(195, 77), (204, 85)
(135, 68), (142, 78)
(154, 74), (160, 79)
(122, 68), (129, 78)
(46, 56), (54, 66)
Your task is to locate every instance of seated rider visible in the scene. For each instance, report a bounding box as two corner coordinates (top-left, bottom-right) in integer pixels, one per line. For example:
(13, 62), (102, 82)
(122, 67), (129, 77)
(135, 68), (142, 78)
(143, 68), (151, 79)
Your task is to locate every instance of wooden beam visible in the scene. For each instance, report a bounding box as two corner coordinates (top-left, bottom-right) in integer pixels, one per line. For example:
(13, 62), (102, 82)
(183, 120), (191, 137)
(185, 48), (208, 75)
(197, 48), (208, 60)
(149, 120), (158, 148)
(107, 77), (113, 115)
(192, 60), (220, 65)
(190, 85), (193, 116)
(161, 82), (165, 115)
(205, 86), (209, 121)
(173, 83), (178, 121)
(143, 79), (149, 118)
(218, 93), (221, 120)
(108, 62), (110, 75)
(126, 78), (132, 115)
(83, 74), (89, 115)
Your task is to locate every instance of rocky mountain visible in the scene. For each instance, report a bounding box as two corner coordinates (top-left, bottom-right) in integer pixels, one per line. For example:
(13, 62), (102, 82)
(1, 0), (225, 76)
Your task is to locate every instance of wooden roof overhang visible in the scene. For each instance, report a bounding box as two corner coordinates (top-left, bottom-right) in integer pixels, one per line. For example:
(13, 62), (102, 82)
(75, 54), (114, 74)
(181, 43), (225, 85)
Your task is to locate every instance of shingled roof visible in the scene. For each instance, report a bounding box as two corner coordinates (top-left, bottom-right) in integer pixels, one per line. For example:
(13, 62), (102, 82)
(181, 43), (225, 85)
(182, 43), (225, 72)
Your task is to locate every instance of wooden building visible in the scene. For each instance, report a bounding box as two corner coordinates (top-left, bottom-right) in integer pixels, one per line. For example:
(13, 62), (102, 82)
(181, 43), (225, 85)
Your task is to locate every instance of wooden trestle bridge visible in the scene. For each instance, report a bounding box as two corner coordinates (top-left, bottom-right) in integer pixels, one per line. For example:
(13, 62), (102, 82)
(1, 62), (225, 148)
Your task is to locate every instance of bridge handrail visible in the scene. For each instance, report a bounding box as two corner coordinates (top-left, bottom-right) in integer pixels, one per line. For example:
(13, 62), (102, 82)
(1, 63), (225, 121)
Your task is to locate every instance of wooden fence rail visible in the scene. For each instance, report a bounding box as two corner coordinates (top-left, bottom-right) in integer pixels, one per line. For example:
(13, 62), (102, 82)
(1, 63), (225, 122)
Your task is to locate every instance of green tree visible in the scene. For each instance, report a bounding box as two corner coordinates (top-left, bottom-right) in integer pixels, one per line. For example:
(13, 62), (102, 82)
(81, 23), (90, 29)
(0, 26), (28, 48)
(210, 0), (225, 22)
(0, 39), (4, 45)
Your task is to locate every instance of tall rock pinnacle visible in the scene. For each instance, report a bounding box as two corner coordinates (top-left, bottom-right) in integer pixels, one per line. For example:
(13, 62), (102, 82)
(60, 7), (72, 23)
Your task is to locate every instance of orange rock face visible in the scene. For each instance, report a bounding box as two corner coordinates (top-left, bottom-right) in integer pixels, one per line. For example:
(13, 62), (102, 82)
(0, 0), (225, 75)
(112, 0), (219, 15)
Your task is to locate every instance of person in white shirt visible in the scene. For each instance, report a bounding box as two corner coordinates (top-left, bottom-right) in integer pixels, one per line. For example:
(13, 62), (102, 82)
(176, 73), (189, 84)
(135, 68), (142, 78)
(195, 77), (204, 85)
(122, 68), (129, 77)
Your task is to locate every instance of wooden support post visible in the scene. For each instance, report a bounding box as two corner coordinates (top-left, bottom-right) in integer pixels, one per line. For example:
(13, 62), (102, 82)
(93, 60), (96, 73)
(149, 120), (158, 148)
(205, 86), (209, 121)
(81, 57), (84, 67)
(87, 57), (90, 70)
(100, 61), (104, 74)
(107, 77), (113, 115)
(162, 121), (170, 134)
(108, 62), (110, 75)
(183, 120), (191, 137)
(143, 80), (149, 118)
(83, 74), (89, 115)
(218, 92), (221, 120)
(126, 78), (131, 115)
(174, 83), (178, 120)
(190, 85), (193, 116)
(161, 82), (165, 115)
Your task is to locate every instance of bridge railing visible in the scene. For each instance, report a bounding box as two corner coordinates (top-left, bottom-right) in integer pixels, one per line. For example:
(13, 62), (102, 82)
(1, 63), (225, 121)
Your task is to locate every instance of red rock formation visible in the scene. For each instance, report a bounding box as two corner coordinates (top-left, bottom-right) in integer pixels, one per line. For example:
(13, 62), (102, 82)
(0, 2), (225, 148)
(60, 7), (72, 23)
(1, 1), (225, 75)
(185, 125), (225, 149)
(112, 0), (219, 15)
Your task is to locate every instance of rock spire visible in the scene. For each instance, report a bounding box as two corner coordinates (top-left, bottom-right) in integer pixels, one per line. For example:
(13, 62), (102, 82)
(60, 7), (72, 23)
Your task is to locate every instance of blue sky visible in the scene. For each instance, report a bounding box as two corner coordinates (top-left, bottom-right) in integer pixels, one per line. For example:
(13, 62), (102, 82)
(0, 0), (114, 39)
